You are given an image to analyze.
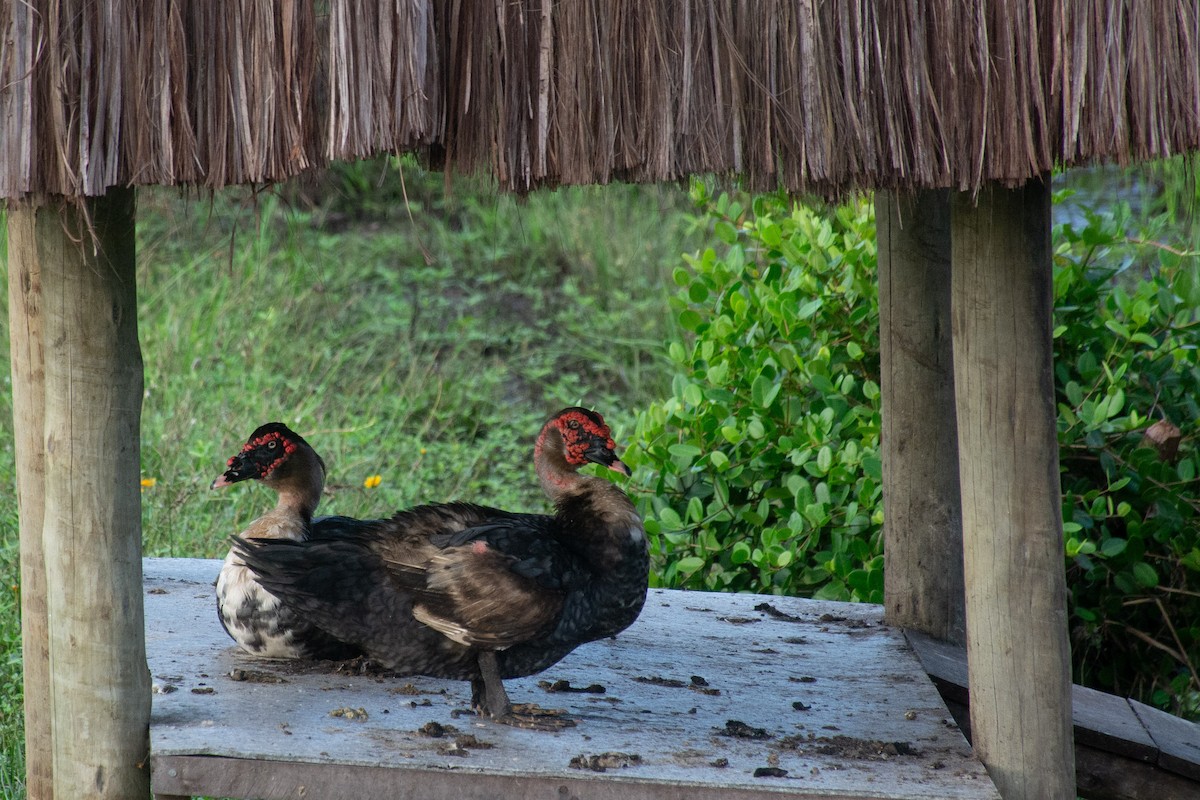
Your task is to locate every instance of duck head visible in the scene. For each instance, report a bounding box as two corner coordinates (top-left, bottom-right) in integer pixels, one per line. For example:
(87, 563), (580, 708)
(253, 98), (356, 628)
(211, 422), (325, 490)
(535, 407), (630, 499)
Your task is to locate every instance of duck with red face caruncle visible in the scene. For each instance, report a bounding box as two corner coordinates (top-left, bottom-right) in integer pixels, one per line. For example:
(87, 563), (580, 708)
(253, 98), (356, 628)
(233, 407), (649, 728)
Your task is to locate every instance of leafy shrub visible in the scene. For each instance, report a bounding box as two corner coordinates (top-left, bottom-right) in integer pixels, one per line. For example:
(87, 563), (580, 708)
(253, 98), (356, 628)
(626, 185), (884, 601)
(1052, 195), (1200, 712)
(631, 180), (1200, 714)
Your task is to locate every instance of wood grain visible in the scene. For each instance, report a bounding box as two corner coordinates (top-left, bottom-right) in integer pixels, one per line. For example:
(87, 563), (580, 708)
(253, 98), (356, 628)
(877, 189), (965, 645)
(37, 189), (150, 798)
(7, 198), (52, 800)
(951, 180), (1075, 799)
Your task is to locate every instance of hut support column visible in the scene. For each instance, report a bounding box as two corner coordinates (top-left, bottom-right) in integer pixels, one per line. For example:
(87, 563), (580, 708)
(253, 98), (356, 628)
(950, 180), (1074, 799)
(7, 189), (150, 799)
(876, 189), (965, 644)
(7, 206), (51, 799)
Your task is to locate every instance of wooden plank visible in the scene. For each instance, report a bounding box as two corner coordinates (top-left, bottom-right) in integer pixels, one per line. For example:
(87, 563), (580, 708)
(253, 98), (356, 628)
(145, 558), (1000, 800)
(1130, 700), (1200, 781)
(906, 630), (1159, 763)
(1075, 745), (1200, 800)
(6, 199), (52, 799)
(1073, 685), (1157, 761)
(39, 188), (150, 798)
(951, 180), (1075, 799)
(904, 631), (968, 705)
(876, 189), (965, 645)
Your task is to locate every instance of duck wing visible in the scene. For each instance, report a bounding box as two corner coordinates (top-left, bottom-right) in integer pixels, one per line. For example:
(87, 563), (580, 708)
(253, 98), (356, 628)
(373, 507), (584, 650)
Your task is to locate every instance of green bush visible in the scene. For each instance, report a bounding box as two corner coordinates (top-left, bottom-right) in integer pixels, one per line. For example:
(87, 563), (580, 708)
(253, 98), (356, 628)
(630, 180), (1200, 714)
(626, 185), (884, 600)
(1053, 195), (1200, 712)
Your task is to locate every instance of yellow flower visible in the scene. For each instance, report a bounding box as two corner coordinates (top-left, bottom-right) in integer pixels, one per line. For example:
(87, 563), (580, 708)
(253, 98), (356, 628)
(140, 477), (157, 489)
(363, 474), (382, 489)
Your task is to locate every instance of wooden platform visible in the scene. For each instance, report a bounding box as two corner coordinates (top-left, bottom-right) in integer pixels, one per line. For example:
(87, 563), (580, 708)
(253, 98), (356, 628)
(907, 630), (1200, 800)
(145, 558), (1000, 800)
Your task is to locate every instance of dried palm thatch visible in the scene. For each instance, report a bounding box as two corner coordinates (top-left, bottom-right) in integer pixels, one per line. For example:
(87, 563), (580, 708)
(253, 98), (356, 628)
(1, 0), (1198, 199)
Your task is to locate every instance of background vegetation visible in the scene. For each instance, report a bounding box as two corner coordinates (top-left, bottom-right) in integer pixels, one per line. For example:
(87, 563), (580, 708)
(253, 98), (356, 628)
(0, 157), (1197, 797)
(632, 176), (1200, 717)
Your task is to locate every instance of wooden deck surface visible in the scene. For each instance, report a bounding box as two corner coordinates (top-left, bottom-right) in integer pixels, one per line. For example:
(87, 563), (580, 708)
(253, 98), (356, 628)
(146, 558), (1000, 800)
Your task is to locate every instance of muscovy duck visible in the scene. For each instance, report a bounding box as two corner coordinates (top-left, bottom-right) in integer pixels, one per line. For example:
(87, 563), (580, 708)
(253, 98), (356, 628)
(212, 422), (360, 660)
(233, 407), (648, 726)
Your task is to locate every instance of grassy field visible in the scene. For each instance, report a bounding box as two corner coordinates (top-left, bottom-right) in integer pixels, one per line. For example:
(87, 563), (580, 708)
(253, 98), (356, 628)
(0, 162), (700, 798)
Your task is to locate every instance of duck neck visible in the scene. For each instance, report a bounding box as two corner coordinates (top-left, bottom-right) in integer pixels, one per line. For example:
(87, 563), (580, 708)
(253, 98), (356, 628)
(534, 425), (582, 504)
(266, 447), (325, 526)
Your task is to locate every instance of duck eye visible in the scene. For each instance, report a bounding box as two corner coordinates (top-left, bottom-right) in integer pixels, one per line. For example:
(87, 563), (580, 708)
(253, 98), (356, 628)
(566, 420), (582, 430)
(267, 440), (278, 449)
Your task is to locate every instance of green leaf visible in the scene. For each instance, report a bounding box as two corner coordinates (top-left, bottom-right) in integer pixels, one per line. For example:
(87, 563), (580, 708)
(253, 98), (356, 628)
(657, 507), (684, 529)
(675, 556), (706, 574)
(1131, 562), (1159, 588)
(1179, 458), (1196, 482)
(1105, 387), (1125, 418)
(796, 298), (823, 319)
(682, 383), (704, 406)
(751, 375), (781, 409)
(817, 446), (833, 473)
(1104, 319), (1131, 339)
(714, 220), (738, 244)
(706, 362), (730, 385)
(1065, 381), (1083, 407)
(1100, 538), (1127, 558)
(730, 541), (751, 565)
(679, 309), (703, 330)
(862, 455), (882, 481)
(759, 223), (782, 247)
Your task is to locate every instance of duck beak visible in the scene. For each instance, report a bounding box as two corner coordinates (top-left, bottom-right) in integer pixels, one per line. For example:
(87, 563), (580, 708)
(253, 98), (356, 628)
(584, 441), (631, 476)
(607, 459), (632, 476)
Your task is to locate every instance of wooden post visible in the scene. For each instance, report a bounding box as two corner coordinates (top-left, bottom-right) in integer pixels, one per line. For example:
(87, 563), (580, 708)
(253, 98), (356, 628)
(951, 180), (1074, 799)
(7, 206), (52, 799)
(876, 189), (965, 645)
(8, 188), (150, 799)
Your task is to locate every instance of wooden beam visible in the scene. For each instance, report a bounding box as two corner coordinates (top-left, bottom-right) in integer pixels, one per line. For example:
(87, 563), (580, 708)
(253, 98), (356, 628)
(951, 179), (1075, 798)
(876, 189), (965, 645)
(908, 630), (1200, 799)
(7, 203), (52, 799)
(9, 188), (150, 798)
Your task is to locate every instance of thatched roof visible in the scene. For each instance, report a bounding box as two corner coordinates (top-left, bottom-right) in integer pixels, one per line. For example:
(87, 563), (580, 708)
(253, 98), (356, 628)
(2, 1), (1198, 199)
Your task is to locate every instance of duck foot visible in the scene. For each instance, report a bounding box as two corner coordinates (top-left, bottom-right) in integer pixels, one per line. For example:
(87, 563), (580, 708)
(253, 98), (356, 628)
(493, 704), (577, 731)
(472, 652), (579, 730)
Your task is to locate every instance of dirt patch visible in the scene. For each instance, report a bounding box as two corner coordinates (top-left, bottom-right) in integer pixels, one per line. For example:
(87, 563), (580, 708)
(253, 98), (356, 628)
(569, 752), (642, 772)
(778, 734), (921, 760)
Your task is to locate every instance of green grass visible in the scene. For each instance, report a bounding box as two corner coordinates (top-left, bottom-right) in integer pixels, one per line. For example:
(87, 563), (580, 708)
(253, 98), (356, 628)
(0, 162), (698, 798)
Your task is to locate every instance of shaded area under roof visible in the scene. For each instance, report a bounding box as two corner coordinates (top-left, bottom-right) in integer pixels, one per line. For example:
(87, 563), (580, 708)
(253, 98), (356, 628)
(1, 0), (1198, 200)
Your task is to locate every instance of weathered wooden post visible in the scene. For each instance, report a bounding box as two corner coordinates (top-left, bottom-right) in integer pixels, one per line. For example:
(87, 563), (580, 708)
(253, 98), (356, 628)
(876, 189), (965, 645)
(7, 206), (52, 800)
(951, 180), (1074, 799)
(7, 188), (150, 799)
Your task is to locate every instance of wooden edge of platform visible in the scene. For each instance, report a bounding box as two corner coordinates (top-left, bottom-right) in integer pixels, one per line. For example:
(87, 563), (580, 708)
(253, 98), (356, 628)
(904, 629), (1200, 793)
(151, 753), (872, 800)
